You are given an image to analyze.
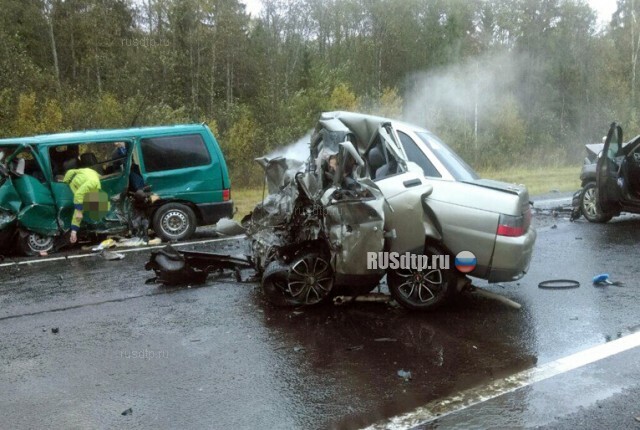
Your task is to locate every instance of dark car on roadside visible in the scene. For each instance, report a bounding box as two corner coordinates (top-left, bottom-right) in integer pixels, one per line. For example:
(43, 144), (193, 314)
(573, 122), (640, 222)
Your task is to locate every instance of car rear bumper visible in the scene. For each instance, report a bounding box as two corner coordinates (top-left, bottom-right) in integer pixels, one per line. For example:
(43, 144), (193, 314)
(487, 227), (537, 283)
(197, 200), (234, 226)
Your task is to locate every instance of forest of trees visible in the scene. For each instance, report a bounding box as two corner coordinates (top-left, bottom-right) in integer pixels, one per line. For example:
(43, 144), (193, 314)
(1, 0), (640, 185)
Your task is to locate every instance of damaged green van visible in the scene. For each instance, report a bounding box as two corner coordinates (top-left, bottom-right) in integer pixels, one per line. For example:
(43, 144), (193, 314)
(0, 124), (232, 255)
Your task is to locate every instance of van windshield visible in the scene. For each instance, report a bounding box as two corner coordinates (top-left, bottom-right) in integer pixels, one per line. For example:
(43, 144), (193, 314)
(415, 132), (479, 181)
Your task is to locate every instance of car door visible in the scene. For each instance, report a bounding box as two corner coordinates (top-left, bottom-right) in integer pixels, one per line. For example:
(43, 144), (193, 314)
(365, 125), (434, 253)
(5, 145), (59, 235)
(596, 122), (623, 214)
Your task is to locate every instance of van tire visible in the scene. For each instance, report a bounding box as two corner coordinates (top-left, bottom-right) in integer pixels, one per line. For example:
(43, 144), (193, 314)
(17, 231), (55, 256)
(152, 203), (197, 242)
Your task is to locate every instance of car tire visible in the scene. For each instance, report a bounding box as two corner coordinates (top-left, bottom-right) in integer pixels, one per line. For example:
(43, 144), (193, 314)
(17, 231), (55, 256)
(387, 245), (456, 311)
(262, 252), (334, 307)
(580, 182), (613, 223)
(152, 203), (197, 242)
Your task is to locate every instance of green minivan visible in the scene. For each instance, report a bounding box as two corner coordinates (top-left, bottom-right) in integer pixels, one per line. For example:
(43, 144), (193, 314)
(0, 124), (232, 255)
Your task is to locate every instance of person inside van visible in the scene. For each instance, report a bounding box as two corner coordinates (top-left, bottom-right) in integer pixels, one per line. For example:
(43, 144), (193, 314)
(63, 168), (103, 244)
(109, 142), (144, 192)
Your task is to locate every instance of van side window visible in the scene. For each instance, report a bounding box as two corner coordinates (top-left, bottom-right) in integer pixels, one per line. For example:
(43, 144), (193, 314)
(397, 131), (441, 178)
(140, 134), (211, 172)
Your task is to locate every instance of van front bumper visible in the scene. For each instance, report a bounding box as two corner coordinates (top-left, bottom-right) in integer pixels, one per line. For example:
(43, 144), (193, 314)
(197, 200), (234, 226)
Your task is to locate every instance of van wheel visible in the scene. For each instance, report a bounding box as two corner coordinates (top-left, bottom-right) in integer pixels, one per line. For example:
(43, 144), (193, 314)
(387, 246), (456, 311)
(152, 203), (197, 241)
(18, 231), (55, 256)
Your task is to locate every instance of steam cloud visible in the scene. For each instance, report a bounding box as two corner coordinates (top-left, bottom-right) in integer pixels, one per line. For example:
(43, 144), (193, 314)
(403, 51), (528, 131)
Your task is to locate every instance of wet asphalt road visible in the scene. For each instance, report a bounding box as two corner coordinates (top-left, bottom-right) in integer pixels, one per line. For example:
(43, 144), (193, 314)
(1, 206), (640, 429)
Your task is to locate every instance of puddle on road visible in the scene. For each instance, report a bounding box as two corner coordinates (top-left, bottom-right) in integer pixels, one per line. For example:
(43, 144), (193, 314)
(256, 292), (538, 429)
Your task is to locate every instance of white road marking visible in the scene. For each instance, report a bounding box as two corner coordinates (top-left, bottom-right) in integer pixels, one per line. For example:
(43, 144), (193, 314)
(366, 330), (640, 429)
(0, 235), (245, 268)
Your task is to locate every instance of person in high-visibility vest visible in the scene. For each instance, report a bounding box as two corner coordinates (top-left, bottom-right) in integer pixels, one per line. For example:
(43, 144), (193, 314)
(63, 168), (102, 244)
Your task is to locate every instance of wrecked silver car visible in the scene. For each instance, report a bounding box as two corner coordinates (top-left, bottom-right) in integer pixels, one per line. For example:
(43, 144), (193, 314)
(148, 112), (536, 311)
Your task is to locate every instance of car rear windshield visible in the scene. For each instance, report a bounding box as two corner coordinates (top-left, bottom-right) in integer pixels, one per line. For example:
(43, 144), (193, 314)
(415, 132), (479, 181)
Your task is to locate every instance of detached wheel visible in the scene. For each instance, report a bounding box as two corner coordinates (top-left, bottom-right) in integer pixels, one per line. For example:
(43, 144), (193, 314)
(18, 231), (54, 256)
(152, 203), (197, 241)
(261, 252), (334, 307)
(387, 246), (456, 311)
(580, 182), (613, 223)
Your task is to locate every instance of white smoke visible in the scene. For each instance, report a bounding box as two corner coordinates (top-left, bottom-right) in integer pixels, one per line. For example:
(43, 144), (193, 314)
(266, 131), (313, 161)
(403, 51), (527, 130)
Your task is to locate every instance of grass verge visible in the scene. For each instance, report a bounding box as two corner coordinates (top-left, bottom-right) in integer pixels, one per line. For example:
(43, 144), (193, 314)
(478, 165), (581, 196)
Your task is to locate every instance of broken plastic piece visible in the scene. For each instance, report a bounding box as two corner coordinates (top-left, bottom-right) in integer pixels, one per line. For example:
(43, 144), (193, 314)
(593, 273), (611, 285)
(397, 369), (412, 380)
(101, 250), (125, 261)
(592, 273), (624, 286)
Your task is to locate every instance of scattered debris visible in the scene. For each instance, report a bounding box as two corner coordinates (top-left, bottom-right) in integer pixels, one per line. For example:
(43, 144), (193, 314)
(538, 279), (580, 289)
(121, 408), (133, 416)
(333, 293), (390, 305)
(293, 346), (306, 352)
(592, 273), (625, 287)
(92, 238), (117, 252)
(101, 250), (125, 261)
(397, 369), (412, 381)
(550, 224), (557, 229)
(39, 251), (48, 257)
(575, 237), (583, 240)
(118, 237), (146, 247)
(51, 328), (59, 334)
(374, 338), (398, 342)
(635, 416), (640, 423)
(346, 345), (364, 351)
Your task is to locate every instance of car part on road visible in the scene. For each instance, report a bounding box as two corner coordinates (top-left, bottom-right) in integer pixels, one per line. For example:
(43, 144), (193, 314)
(333, 293), (390, 305)
(538, 279), (580, 289)
(145, 244), (253, 285)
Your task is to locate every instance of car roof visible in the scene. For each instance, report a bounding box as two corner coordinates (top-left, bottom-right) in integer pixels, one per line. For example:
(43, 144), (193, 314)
(0, 124), (208, 146)
(319, 111), (430, 152)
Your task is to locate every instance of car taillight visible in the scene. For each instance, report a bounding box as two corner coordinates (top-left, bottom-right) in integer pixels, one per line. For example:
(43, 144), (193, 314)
(223, 189), (230, 201)
(497, 211), (529, 237)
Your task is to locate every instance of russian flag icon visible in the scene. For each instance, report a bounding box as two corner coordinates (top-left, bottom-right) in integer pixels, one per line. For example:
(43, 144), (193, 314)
(455, 251), (477, 273)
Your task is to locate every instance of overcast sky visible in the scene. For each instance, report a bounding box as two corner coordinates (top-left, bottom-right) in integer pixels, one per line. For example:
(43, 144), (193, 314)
(241, 0), (618, 24)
